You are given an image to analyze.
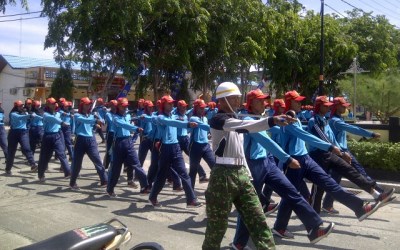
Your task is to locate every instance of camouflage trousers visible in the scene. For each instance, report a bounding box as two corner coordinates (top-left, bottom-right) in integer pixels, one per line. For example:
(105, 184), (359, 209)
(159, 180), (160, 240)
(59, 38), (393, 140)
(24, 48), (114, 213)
(202, 164), (275, 250)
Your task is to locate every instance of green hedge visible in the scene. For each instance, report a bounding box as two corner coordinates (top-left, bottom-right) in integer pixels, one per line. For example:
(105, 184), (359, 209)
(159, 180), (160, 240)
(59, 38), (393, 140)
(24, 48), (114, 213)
(348, 141), (400, 172)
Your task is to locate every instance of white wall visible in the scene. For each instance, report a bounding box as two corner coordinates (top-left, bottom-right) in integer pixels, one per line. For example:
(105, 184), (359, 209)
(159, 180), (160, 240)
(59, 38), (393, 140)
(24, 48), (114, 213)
(0, 65), (28, 123)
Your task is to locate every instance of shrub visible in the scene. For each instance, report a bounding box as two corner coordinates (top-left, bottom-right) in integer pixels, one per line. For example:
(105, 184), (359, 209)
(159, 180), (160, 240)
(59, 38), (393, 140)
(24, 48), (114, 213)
(348, 141), (400, 172)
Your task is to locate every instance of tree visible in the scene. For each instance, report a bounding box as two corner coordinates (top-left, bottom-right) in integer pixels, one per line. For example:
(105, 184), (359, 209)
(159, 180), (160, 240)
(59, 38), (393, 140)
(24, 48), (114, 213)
(50, 65), (74, 100)
(344, 10), (399, 74)
(0, 0), (27, 13)
(338, 71), (400, 124)
(139, 0), (209, 100)
(42, 0), (152, 99)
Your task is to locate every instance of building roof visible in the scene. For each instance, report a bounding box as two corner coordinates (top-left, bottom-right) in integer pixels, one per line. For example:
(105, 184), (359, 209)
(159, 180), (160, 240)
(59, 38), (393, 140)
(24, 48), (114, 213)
(0, 54), (82, 71)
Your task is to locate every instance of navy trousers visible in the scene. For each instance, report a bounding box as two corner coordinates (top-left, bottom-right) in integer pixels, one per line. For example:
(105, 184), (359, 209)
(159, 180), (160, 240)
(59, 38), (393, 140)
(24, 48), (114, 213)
(107, 137), (149, 193)
(61, 125), (74, 158)
(38, 132), (71, 178)
(188, 141), (215, 188)
(103, 131), (114, 169)
(70, 135), (107, 186)
(147, 140), (160, 186)
(138, 136), (153, 167)
(29, 126), (44, 158)
(234, 155), (323, 246)
(179, 135), (207, 178)
(309, 149), (376, 213)
(149, 143), (196, 203)
(0, 125), (8, 161)
(274, 154), (365, 231)
(6, 129), (35, 171)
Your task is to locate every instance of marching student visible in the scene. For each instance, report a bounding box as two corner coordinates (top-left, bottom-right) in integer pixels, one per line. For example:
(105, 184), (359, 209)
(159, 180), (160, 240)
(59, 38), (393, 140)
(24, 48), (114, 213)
(59, 101), (74, 160)
(232, 89), (335, 249)
(92, 98), (107, 143)
(188, 99), (215, 188)
(37, 98), (71, 182)
(29, 100), (44, 158)
(103, 100), (118, 169)
(0, 101), (8, 162)
(321, 97), (396, 212)
(138, 100), (155, 168)
(308, 96), (394, 214)
(273, 91), (384, 239)
(5, 100), (37, 175)
(174, 99), (208, 186)
(107, 97), (151, 197)
(69, 97), (108, 190)
(148, 95), (202, 208)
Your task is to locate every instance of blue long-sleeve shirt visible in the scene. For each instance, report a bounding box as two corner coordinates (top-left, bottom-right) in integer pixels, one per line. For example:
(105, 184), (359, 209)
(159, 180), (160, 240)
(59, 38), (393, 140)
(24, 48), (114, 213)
(175, 113), (189, 137)
(268, 126), (281, 146)
(74, 113), (97, 137)
(308, 115), (341, 152)
(0, 112), (4, 126)
(113, 113), (140, 138)
(43, 112), (63, 133)
(189, 116), (210, 144)
(157, 114), (192, 144)
(243, 116), (291, 163)
(280, 118), (333, 156)
(205, 108), (218, 121)
(141, 114), (155, 138)
(30, 113), (43, 127)
(105, 112), (116, 133)
(10, 112), (30, 129)
(59, 110), (73, 126)
(93, 106), (107, 120)
(329, 115), (375, 150)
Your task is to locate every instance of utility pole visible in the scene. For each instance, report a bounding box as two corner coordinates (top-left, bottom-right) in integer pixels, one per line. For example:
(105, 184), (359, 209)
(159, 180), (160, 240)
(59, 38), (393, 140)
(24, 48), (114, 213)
(341, 57), (369, 120)
(319, 0), (325, 95)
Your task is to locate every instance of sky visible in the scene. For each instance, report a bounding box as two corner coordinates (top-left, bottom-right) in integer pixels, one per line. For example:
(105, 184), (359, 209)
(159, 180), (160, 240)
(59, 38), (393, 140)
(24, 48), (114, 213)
(1, 0), (400, 60)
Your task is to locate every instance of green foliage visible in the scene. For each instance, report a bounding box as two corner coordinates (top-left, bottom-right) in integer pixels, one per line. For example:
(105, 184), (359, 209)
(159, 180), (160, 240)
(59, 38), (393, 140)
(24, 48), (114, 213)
(348, 141), (400, 172)
(0, 0), (27, 13)
(39, 0), (400, 102)
(338, 70), (400, 124)
(50, 66), (74, 100)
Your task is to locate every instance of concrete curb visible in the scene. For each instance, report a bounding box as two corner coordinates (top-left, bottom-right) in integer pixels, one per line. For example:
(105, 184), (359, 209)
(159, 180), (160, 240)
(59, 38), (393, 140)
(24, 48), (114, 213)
(341, 178), (400, 193)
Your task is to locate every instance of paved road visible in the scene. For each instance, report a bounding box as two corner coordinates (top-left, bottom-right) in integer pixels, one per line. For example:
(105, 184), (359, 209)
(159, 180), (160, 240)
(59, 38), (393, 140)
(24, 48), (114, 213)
(0, 140), (399, 250)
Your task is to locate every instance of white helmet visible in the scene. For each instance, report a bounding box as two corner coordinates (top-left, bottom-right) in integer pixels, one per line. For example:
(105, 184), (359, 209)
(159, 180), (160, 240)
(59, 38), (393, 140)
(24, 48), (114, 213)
(215, 82), (242, 99)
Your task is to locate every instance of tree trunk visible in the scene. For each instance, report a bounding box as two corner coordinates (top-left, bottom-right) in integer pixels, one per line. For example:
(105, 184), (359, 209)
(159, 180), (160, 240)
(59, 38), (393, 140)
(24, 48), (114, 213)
(101, 65), (119, 100)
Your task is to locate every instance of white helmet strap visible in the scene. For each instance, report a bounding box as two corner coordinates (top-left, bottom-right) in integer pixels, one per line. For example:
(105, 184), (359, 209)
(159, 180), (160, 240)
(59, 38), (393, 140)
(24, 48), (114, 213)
(223, 96), (238, 118)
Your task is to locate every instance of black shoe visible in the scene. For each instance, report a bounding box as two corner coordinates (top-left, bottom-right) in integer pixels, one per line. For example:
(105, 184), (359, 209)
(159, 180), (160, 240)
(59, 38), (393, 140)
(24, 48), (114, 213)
(321, 207), (340, 215)
(199, 176), (209, 183)
(187, 200), (203, 208)
(5, 170), (12, 175)
(263, 203), (279, 216)
(376, 188), (395, 205)
(358, 202), (380, 221)
(70, 184), (80, 191)
(272, 228), (294, 239)
(107, 191), (118, 198)
(308, 222), (335, 244)
(31, 164), (38, 172)
(149, 199), (162, 207)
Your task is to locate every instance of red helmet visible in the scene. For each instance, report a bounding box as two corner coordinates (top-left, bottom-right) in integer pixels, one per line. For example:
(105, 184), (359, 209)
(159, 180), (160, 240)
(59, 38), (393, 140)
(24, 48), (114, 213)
(97, 98), (104, 104)
(80, 97), (92, 105)
(108, 100), (118, 107)
(177, 100), (188, 107)
(118, 98), (129, 107)
(144, 100), (154, 108)
(14, 100), (24, 107)
(46, 97), (57, 104)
